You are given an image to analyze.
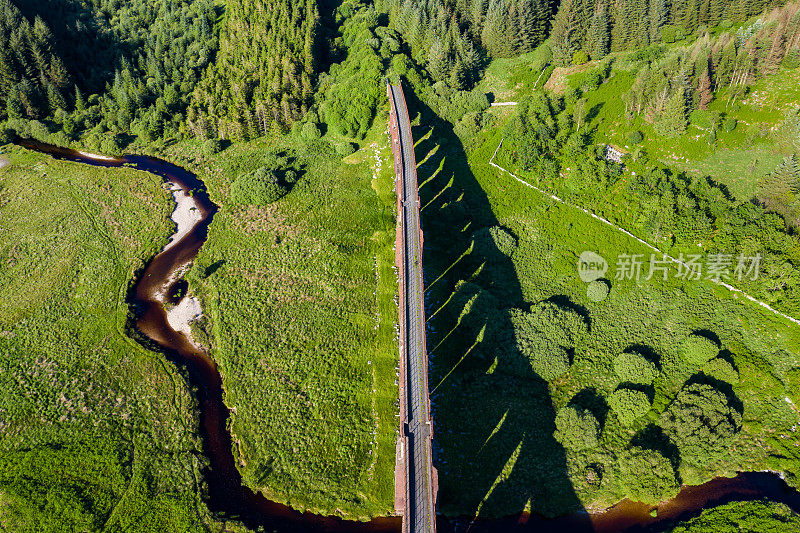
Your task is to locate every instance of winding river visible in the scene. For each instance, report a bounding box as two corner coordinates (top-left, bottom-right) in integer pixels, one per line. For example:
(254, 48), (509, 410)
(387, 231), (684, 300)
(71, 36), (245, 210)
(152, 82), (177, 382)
(17, 140), (800, 533)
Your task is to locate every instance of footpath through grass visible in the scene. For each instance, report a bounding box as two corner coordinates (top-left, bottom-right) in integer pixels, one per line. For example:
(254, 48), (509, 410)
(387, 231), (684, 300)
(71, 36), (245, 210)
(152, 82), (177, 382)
(0, 146), (227, 531)
(160, 125), (399, 518)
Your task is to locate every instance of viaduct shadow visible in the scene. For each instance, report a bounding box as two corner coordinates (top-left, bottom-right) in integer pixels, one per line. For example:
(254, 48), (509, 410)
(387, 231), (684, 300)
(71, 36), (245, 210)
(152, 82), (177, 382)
(402, 89), (592, 532)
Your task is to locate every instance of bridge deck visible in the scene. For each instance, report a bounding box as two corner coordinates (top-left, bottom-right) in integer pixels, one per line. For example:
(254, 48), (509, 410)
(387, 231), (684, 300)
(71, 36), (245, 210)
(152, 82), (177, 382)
(388, 83), (436, 533)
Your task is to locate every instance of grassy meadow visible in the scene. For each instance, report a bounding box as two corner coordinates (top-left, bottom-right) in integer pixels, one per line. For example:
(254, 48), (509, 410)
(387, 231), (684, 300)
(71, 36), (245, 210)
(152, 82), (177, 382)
(411, 77), (800, 520)
(155, 123), (399, 518)
(0, 146), (229, 531)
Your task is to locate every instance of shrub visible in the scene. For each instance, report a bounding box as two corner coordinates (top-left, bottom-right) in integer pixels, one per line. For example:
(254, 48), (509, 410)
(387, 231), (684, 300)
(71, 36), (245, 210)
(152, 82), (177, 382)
(608, 388), (650, 425)
(454, 112), (483, 138)
(29, 120), (50, 142)
(572, 50), (589, 65)
(659, 383), (742, 468)
(614, 351), (658, 385)
(301, 122), (322, 142)
(586, 280), (610, 302)
(626, 130), (643, 145)
(230, 167), (287, 206)
(509, 301), (587, 381)
(554, 405), (599, 450)
(703, 358), (739, 384)
(100, 135), (122, 155)
(661, 25), (679, 43)
(619, 447), (679, 504)
(679, 334), (719, 365)
(724, 117), (737, 132)
(202, 138), (222, 156)
(335, 142), (356, 157)
(473, 226), (517, 259)
(0, 126), (14, 145)
(783, 47), (800, 69)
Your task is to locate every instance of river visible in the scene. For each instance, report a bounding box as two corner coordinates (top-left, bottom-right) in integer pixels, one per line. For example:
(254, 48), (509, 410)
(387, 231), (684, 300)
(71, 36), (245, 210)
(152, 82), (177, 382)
(16, 140), (800, 533)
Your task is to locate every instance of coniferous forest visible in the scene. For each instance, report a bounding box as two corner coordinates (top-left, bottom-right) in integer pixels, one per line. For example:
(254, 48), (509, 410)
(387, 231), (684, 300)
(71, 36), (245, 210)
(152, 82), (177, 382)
(3, 0), (800, 531)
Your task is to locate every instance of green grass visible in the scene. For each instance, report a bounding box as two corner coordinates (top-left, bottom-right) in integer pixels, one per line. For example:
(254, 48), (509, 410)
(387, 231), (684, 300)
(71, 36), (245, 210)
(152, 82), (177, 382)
(477, 46), (553, 103)
(157, 125), (399, 518)
(414, 101), (800, 520)
(575, 66), (800, 202)
(668, 500), (800, 532)
(0, 146), (222, 531)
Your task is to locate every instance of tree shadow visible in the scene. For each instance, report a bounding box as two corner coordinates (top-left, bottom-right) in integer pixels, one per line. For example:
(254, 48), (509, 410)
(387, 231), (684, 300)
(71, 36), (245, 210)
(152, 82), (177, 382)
(402, 87), (591, 531)
(570, 388), (610, 428)
(624, 344), (661, 369)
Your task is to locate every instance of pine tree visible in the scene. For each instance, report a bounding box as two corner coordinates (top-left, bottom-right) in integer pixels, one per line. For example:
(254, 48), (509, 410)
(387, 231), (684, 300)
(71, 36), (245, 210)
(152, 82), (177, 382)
(648, 0), (667, 44)
(763, 28), (786, 76)
(587, 4), (610, 60)
(697, 68), (713, 109)
(683, 0), (699, 35)
(46, 83), (66, 113)
(655, 90), (688, 137)
(469, 0), (488, 40)
(550, 0), (586, 65)
(482, 0), (514, 57)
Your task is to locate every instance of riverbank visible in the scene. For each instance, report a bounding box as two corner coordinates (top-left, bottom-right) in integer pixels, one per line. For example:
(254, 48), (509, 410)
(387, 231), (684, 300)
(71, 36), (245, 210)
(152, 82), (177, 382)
(0, 145), (220, 531)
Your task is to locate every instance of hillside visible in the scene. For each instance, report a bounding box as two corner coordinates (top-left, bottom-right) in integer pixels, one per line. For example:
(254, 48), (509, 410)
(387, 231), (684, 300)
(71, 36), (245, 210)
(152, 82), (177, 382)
(1, 0), (800, 531)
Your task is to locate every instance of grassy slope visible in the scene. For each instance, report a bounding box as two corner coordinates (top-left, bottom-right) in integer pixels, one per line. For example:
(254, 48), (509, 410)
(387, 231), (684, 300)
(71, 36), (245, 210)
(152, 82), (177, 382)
(571, 64), (800, 202)
(486, 44), (800, 202)
(164, 127), (398, 518)
(421, 100), (800, 518)
(476, 130), (800, 506)
(0, 146), (220, 531)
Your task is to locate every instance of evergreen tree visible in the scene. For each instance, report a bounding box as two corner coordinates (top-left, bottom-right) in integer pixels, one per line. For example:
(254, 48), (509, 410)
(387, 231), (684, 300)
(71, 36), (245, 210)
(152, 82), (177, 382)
(73, 84), (85, 112)
(551, 0), (588, 65)
(587, 4), (610, 59)
(655, 89), (688, 137)
(648, 0), (667, 44)
(697, 67), (713, 109)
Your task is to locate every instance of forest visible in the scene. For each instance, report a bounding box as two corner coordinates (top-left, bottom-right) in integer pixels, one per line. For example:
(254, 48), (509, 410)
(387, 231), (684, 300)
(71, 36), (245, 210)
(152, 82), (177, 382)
(2, 0), (800, 530)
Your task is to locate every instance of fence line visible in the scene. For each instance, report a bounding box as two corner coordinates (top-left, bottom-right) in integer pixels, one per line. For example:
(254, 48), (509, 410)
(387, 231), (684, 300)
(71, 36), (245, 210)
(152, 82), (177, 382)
(489, 140), (800, 327)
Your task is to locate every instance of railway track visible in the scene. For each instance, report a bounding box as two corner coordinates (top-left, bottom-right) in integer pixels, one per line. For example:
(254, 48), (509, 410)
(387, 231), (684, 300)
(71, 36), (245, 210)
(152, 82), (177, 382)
(387, 83), (437, 533)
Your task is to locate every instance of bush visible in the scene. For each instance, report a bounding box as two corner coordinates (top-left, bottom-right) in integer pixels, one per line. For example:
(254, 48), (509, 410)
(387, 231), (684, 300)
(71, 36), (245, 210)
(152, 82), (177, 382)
(335, 142), (356, 157)
(626, 130), (643, 145)
(659, 383), (742, 468)
(100, 135), (122, 155)
(230, 166), (287, 205)
(679, 334), (719, 365)
(29, 120), (50, 142)
(473, 226), (517, 259)
(0, 126), (14, 145)
(614, 351), (658, 385)
(608, 388), (651, 425)
(553, 405), (599, 450)
(301, 122), (322, 142)
(619, 447), (679, 504)
(203, 138), (222, 156)
(723, 117), (737, 132)
(586, 280), (610, 302)
(661, 25), (679, 43)
(703, 358), (739, 384)
(509, 301), (587, 381)
(454, 112), (483, 138)
(572, 50), (589, 66)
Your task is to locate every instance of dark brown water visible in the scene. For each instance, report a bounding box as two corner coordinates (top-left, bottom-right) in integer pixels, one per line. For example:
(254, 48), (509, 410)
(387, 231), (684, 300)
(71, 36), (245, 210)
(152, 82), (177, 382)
(18, 140), (800, 533)
(19, 140), (400, 533)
